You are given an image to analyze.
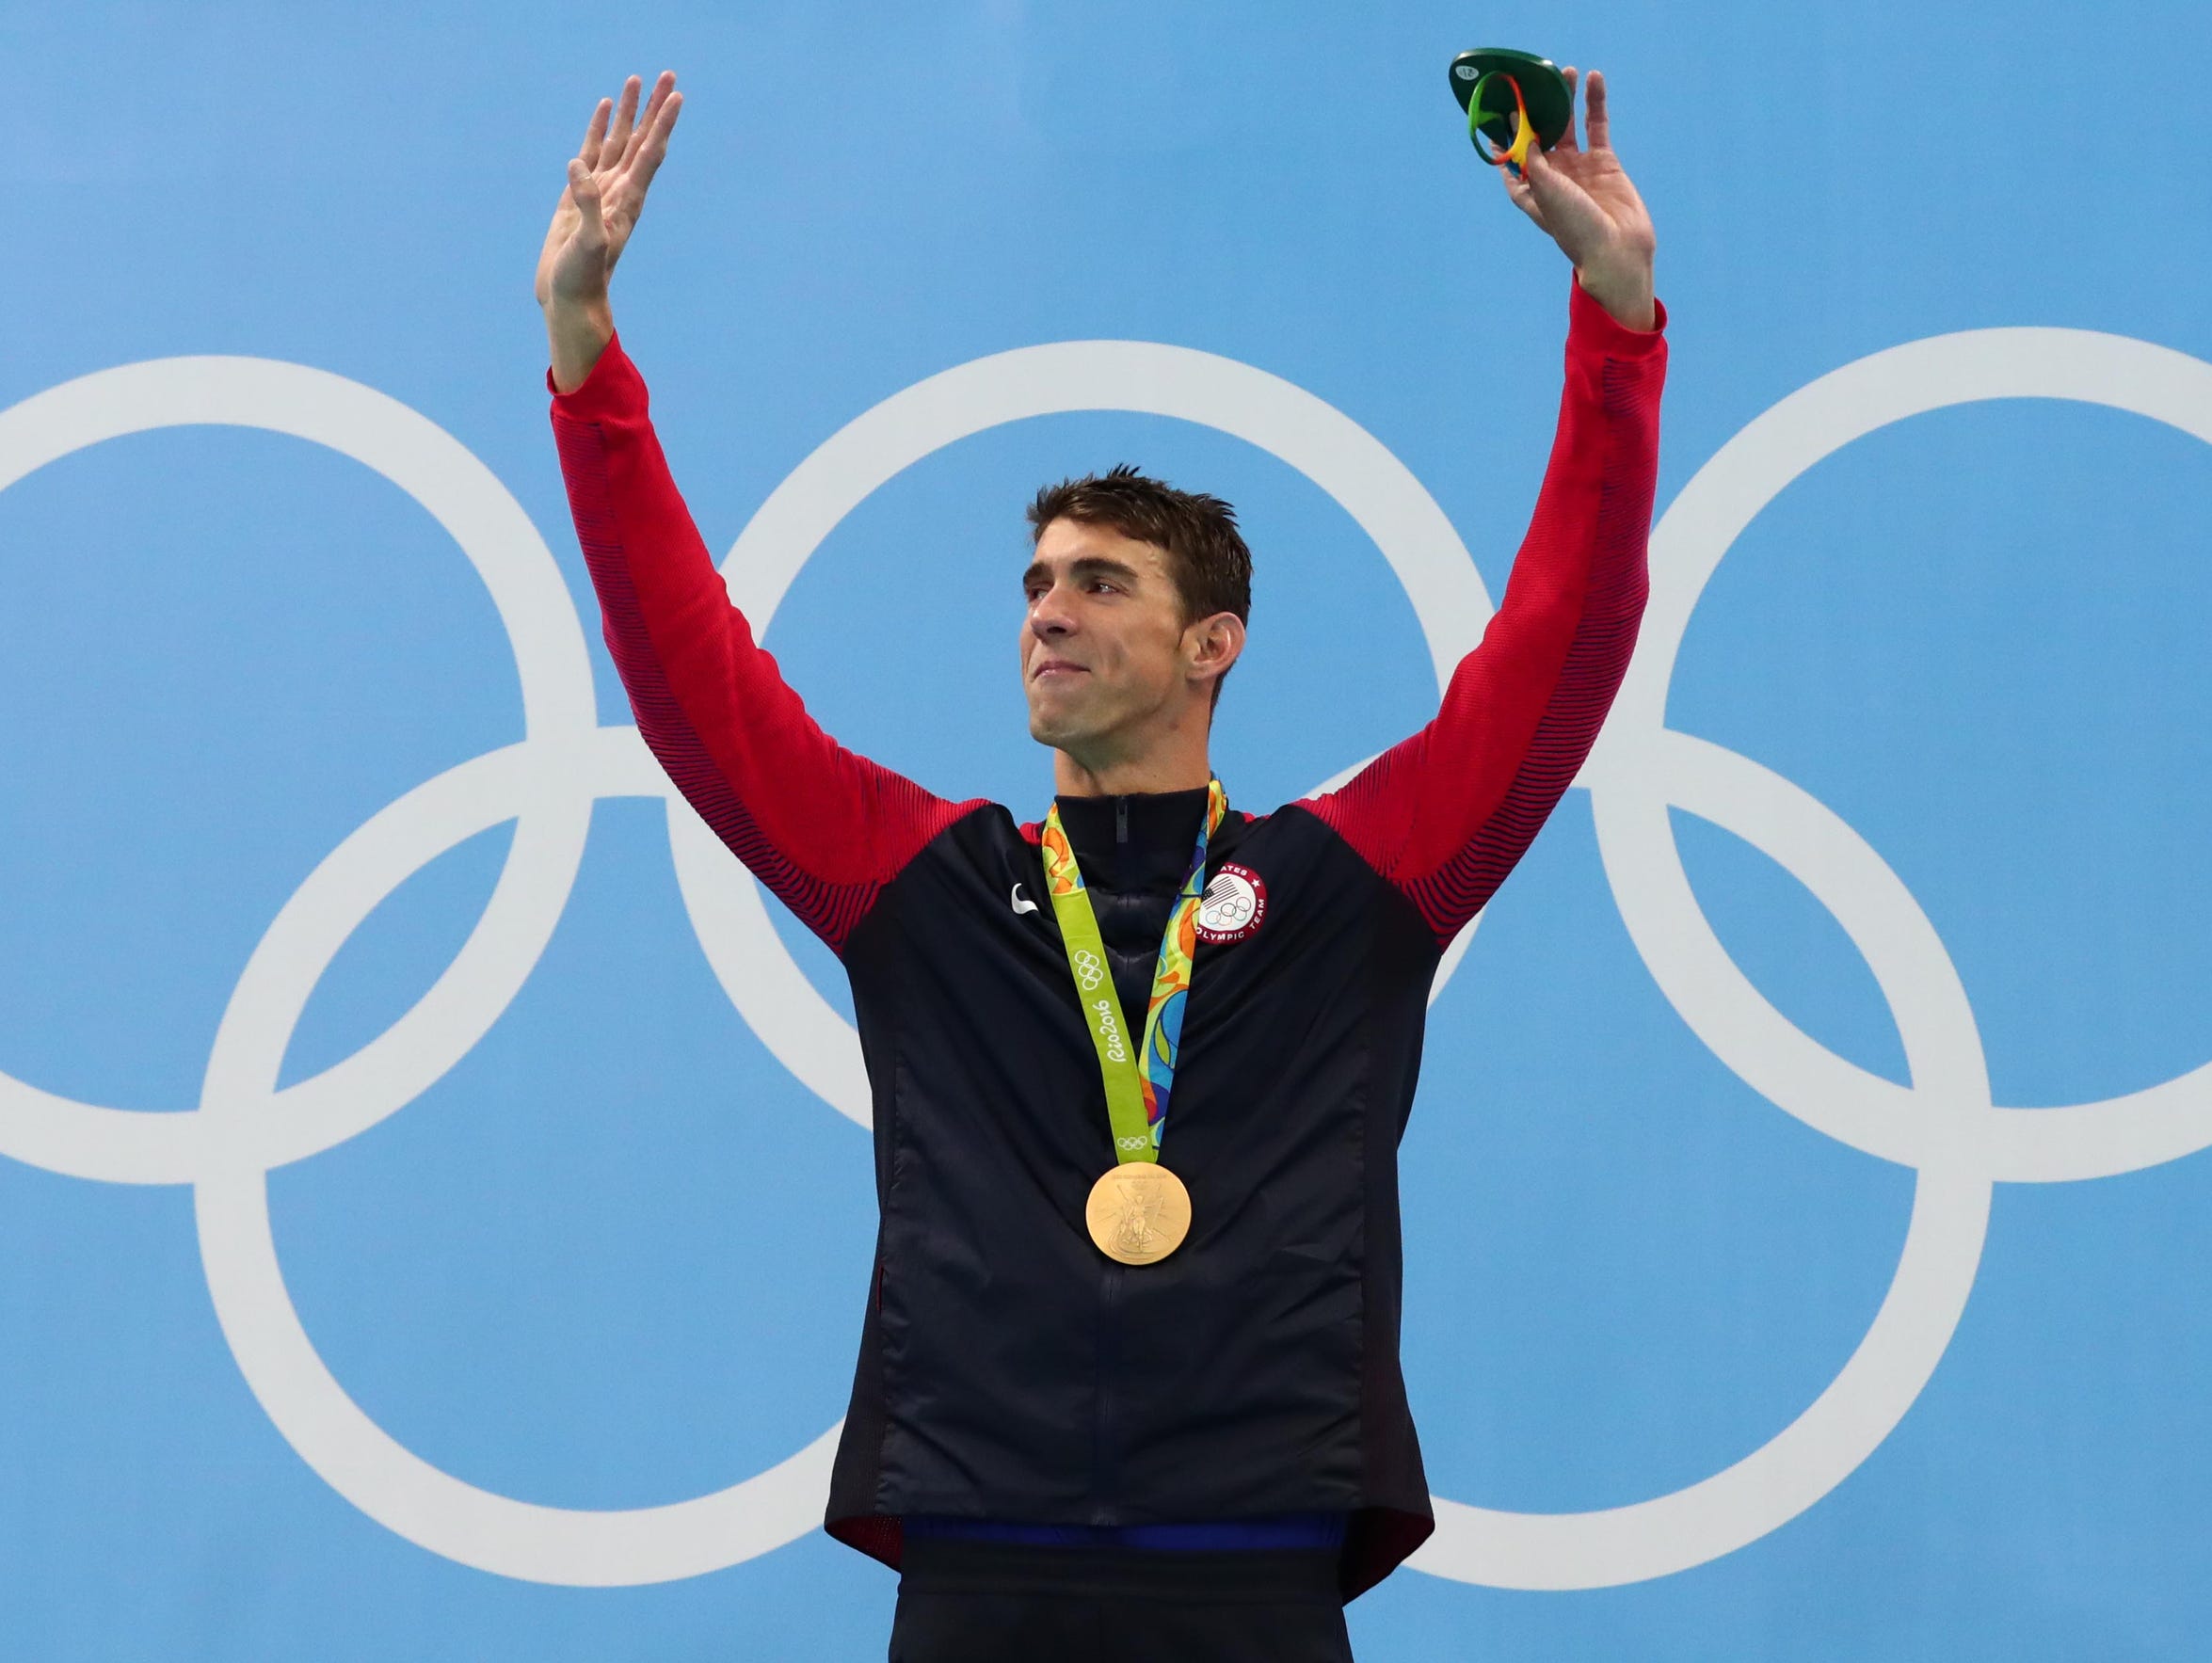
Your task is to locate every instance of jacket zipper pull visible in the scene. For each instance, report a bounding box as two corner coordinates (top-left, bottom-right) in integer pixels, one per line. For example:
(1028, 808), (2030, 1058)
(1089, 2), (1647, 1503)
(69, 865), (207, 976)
(1116, 798), (1129, 845)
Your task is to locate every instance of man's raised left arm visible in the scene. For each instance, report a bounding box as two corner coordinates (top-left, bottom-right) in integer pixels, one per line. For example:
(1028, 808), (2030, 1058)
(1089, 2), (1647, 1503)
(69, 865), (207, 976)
(1298, 66), (1666, 946)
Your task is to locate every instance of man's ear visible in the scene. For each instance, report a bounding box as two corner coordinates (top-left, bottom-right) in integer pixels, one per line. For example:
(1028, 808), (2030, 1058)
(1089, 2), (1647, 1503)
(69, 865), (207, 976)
(1186, 611), (1246, 691)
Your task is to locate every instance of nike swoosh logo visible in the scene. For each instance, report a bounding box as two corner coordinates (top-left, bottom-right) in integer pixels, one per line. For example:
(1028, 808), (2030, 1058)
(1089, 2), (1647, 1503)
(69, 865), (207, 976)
(1010, 884), (1039, 915)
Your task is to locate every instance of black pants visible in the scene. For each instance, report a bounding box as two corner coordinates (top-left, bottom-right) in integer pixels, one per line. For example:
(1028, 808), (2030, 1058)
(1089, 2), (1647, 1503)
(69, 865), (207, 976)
(888, 1537), (1354, 1662)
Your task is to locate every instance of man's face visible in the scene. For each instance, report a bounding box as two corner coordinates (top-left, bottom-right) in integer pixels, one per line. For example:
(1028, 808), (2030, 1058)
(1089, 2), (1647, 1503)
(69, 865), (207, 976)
(1020, 518), (1195, 756)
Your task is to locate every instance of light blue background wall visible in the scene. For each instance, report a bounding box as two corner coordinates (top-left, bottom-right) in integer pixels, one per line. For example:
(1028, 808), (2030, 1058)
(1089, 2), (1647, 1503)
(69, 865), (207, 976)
(5, 2), (2211, 1657)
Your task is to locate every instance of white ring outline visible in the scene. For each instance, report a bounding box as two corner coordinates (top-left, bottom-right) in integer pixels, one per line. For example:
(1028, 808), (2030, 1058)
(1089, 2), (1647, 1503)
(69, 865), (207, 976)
(0, 363), (841, 1584)
(194, 722), (842, 1586)
(0, 358), (597, 1185)
(1593, 325), (2212, 1182)
(1416, 325), (2212, 1589)
(0, 344), (1500, 1586)
(1, 327), (2203, 1591)
(668, 340), (1499, 1136)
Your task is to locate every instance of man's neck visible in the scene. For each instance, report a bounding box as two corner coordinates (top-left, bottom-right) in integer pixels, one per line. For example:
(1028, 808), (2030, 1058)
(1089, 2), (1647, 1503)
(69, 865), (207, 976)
(1051, 749), (1213, 798)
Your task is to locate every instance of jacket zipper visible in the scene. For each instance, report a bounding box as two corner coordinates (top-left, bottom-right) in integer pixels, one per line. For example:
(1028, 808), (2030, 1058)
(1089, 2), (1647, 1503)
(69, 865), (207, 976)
(1091, 795), (1134, 1519)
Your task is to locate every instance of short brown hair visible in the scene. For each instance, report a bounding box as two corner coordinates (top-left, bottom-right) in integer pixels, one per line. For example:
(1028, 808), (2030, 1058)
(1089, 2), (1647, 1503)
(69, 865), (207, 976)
(1026, 465), (1253, 703)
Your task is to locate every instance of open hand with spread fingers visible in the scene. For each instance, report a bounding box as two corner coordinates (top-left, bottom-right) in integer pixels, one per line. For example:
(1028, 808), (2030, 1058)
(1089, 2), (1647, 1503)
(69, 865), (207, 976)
(1503, 67), (1658, 330)
(537, 71), (684, 392)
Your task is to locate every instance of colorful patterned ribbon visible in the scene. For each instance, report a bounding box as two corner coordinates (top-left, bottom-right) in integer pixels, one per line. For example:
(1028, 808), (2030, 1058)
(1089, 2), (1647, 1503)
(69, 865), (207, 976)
(1468, 70), (1536, 179)
(1040, 779), (1228, 1163)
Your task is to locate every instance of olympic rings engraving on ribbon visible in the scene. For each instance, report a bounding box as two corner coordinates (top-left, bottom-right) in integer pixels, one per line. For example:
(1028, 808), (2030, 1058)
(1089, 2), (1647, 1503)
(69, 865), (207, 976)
(3, 323), (2207, 1591)
(1072, 950), (1107, 991)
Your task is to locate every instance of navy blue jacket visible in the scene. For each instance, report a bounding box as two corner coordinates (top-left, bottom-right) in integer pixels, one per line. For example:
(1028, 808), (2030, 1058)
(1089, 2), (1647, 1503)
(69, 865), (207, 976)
(551, 275), (1669, 1595)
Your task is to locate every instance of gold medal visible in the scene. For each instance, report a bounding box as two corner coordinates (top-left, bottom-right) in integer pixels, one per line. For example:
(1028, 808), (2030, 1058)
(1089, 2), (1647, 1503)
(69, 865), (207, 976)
(1045, 782), (1226, 1269)
(1085, 1160), (1192, 1265)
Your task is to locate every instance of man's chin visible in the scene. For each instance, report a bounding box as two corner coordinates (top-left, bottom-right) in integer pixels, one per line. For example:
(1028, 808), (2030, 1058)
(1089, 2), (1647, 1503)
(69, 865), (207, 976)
(1026, 700), (1100, 751)
(1027, 713), (1081, 748)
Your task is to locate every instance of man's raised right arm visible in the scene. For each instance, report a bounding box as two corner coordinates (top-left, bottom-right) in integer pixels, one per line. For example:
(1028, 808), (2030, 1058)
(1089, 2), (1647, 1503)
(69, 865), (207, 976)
(540, 74), (977, 955)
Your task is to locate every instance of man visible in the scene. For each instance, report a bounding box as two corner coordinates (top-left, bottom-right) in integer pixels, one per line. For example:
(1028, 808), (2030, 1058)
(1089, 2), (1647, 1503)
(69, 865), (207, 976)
(537, 65), (1664, 1663)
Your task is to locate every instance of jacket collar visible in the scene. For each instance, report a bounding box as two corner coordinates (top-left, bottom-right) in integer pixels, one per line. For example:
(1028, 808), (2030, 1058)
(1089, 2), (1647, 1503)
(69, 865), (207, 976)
(1050, 785), (1210, 894)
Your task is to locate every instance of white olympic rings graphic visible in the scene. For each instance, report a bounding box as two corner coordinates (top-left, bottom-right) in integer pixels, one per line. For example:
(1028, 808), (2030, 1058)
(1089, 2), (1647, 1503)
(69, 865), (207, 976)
(1072, 949), (1108, 991)
(2, 323), (2208, 1591)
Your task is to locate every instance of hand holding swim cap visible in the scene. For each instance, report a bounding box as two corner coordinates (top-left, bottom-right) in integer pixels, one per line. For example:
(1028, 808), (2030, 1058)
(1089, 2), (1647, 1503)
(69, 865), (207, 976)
(537, 71), (685, 392)
(1455, 58), (1657, 331)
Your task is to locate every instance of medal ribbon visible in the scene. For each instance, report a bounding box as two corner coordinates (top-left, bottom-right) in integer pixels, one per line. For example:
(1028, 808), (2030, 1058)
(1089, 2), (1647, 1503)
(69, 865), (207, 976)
(1041, 779), (1228, 1165)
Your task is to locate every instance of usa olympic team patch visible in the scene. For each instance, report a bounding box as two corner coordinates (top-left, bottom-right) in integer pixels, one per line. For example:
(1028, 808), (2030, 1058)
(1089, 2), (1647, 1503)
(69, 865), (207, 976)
(1195, 863), (1268, 944)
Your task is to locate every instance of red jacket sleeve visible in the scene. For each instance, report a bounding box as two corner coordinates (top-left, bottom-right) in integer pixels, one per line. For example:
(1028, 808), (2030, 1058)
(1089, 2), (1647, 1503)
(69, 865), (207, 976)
(549, 335), (982, 956)
(1298, 273), (1669, 948)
